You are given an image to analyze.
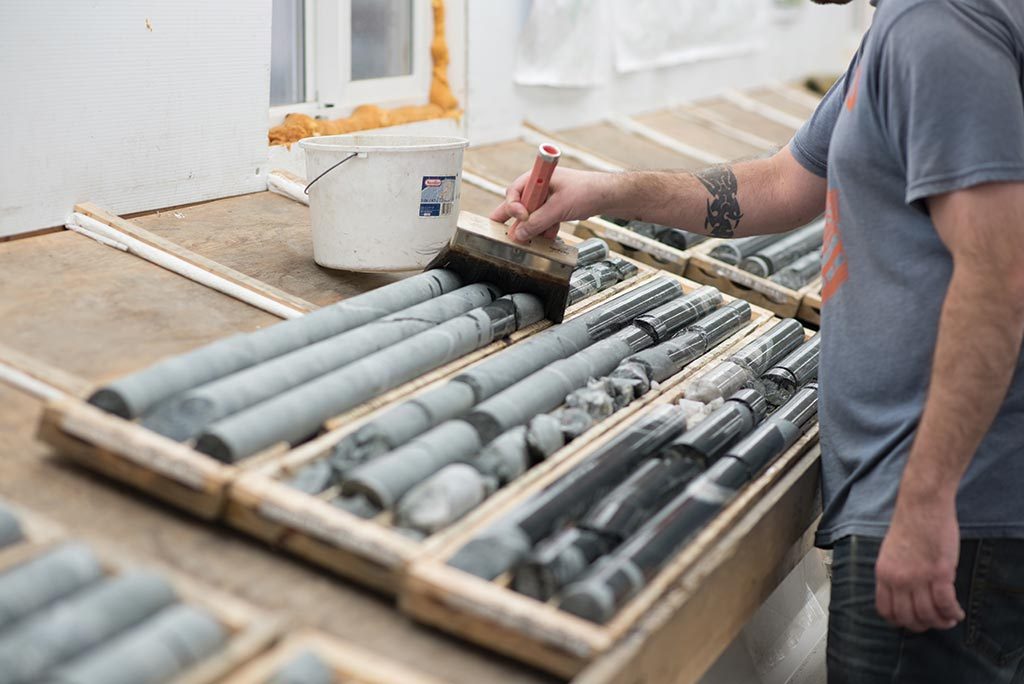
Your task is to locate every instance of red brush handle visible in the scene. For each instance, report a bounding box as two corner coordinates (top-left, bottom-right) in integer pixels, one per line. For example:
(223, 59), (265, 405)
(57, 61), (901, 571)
(520, 144), (561, 213)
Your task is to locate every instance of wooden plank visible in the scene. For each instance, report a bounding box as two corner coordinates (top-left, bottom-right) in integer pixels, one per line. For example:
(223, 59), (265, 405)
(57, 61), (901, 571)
(459, 179), (505, 217)
(0, 503), (282, 684)
(76, 202), (315, 314)
(685, 241), (821, 320)
(0, 343), (93, 398)
(799, 286), (823, 328)
(221, 631), (448, 684)
(633, 110), (767, 160)
(0, 230), (278, 385)
(37, 399), (233, 519)
(746, 87), (817, 120)
(574, 218), (690, 276)
(686, 99), (798, 145)
(549, 122), (707, 171)
(129, 192), (410, 309)
(464, 139), (594, 187)
(400, 327), (819, 678)
(226, 276), (773, 596)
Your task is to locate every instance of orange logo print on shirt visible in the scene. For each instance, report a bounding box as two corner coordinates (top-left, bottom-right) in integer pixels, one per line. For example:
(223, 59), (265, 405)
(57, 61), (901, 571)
(845, 66), (861, 111)
(821, 188), (849, 304)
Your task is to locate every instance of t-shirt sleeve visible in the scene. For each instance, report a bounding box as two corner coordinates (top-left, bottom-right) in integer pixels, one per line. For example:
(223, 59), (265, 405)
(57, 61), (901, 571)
(789, 70), (849, 178)
(877, 3), (1024, 206)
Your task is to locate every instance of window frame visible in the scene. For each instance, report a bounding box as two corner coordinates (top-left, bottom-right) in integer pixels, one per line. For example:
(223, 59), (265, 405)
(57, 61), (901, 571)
(269, 0), (433, 126)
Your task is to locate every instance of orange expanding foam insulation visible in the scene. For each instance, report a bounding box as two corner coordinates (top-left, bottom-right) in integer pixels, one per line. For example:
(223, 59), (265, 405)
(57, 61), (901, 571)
(269, 0), (462, 146)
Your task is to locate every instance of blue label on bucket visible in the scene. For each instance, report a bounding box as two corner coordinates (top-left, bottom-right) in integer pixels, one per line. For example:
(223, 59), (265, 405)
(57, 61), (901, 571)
(419, 175), (457, 217)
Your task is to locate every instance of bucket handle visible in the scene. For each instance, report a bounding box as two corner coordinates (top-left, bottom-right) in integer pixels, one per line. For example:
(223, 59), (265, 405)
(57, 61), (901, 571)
(304, 152), (359, 195)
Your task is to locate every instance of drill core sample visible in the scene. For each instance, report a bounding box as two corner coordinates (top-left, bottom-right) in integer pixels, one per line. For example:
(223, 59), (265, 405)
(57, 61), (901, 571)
(265, 649), (335, 684)
(567, 258), (638, 302)
(0, 572), (177, 684)
(141, 283), (499, 441)
(762, 334), (821, 407)
(326, 277), (684, 482)
(447, 404), (689, 580)
(345, 288), (721, 513)
(709, 234), (785, 265)
(768, 250), (821, 290)
(0, 503), (22, 549)
(514, 388), (767, 599)
(88, 270), (462, 418)
(739, 220), (825, 277)
(45, 604), (227, 684)
(683, 318), (804, 403)
(575, 237), (612, 266)
(394, 289), (735, 533)
(195, 294), (545, 462)
(0, 542), (104, 631)
(558, 383), (819, 623)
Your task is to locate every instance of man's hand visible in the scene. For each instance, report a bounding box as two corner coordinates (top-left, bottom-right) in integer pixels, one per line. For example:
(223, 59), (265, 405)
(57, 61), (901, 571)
(489, 145), (828, 243)
(875, 488), (965, 632)
(490, 168), (617, 242)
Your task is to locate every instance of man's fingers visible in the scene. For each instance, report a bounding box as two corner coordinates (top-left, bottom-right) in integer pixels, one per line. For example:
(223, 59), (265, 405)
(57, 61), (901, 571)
(910, 587), (945, 630)
(876, 581), (894, 623)
(506, 172), (529, 204)
(931, 581), (965, 625)
(512, 204), (563, 242)
(541, 224), (560, 239)
(891, 589), (926, 633)
(491, 201), (529, 225)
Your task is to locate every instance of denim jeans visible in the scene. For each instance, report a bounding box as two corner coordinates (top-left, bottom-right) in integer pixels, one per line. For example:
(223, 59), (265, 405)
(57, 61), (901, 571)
(828, 535), (1024, 684)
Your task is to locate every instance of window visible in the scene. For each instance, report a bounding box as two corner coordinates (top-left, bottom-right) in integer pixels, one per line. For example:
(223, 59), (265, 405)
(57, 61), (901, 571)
(269, 0), (433, 122)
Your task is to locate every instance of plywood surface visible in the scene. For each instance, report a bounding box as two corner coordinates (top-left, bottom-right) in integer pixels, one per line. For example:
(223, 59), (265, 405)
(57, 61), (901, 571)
(633, 111), (767, 160)
(554, 123), (706, 170)
(746, 88), (817, 120)
(465, 139), (596, 186)
(0, 384), (555, 684)
(459, 179), (505, 217)
(690, 100), (798, 145)
(132, 192), (406, 308)
(0, 230), (276, 385)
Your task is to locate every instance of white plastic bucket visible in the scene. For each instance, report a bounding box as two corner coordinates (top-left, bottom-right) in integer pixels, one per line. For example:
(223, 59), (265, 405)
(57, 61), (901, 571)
(299, 134), (470, 272)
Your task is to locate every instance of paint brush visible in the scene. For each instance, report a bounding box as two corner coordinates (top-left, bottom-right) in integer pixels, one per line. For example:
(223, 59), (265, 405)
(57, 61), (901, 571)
(425, 210), (578, 322)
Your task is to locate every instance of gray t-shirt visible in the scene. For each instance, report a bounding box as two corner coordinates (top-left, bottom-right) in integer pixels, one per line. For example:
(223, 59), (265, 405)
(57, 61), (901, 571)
(790, 0), (1024, 547)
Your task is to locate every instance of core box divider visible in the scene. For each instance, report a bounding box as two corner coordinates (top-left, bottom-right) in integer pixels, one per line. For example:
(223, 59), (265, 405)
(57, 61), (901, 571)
(398, 329), (820, 680)
(0, 503), (283, 684)
(219, 630), (447, 684)
(36, 235), (657, 522)
(224, 274), (776, 595)
(684, 238), (823, 323)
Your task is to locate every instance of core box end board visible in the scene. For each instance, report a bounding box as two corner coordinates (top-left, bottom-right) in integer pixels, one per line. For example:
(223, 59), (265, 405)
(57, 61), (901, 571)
(0, 504), (282, 684)
(36, 236), (656, 522)
(224, 276), (775, 596)
(685, 239), (821, 323)
(400, 397), (821, 680)
(220, 631), (447, 684)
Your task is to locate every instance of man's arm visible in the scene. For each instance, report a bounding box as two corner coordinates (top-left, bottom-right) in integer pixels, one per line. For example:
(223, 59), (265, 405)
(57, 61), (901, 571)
(490, 145), (827, 242)
(876, 181), (1024, 632)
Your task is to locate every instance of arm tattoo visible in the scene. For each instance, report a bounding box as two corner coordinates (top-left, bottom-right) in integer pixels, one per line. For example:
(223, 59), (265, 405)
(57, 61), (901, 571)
(694, 166), (742, 238)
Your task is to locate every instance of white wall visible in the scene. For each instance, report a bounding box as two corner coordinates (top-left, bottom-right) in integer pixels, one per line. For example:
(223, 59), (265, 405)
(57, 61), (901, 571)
(0, 1), (272, 237)
(465, 0), (859, 145)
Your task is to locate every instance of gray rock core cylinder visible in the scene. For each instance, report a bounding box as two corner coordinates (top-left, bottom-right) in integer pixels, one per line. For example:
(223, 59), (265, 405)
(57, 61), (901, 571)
(762, 334), (820, 407)
(46, 604), (227, 684)
(739, 220), (825, 277)
(0, 542), (104, 631)
(196, 294), (545, 462)
(0, 503), (22, 549)
(266, 650), (335, 684)
(709, 234), (785, 266)
(769, 250), (821, 290)
(0, 572), (177, 684)
(141, 283), (499, 441)
(328, 277), (684, 476)
(575, 238), (611, 267)
(88, 270), (462, 418)
(684, 318), (804, 403)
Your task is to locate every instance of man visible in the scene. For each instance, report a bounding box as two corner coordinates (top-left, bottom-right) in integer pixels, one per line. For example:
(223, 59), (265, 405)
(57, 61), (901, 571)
(491, 1), (1024, 681)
